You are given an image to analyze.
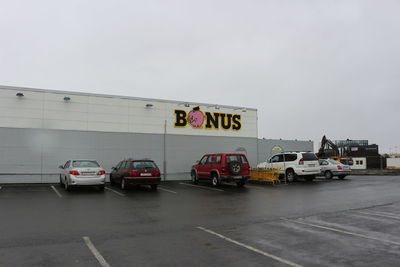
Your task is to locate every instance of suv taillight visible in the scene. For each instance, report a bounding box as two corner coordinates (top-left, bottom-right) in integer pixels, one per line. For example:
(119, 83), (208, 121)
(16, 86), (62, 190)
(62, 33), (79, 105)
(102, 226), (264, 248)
(299, 158), (304, 165)
(69, 170), (80, 176)
(337, 165), (343, 170)
(97, 170), (106, 175)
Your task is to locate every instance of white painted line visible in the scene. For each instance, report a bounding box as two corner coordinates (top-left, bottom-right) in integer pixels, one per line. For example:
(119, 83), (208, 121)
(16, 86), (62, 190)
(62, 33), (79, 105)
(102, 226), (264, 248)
(283, 218), (400, 246)
(357, 211), (400, 220)
(197, 226), (303, 267)
(83, 236), (111, 267)
(105, 187), (126, 197)
(50, 185), (62, 198)
(158, 186), (177, 194)
(179, 183), (224, 192)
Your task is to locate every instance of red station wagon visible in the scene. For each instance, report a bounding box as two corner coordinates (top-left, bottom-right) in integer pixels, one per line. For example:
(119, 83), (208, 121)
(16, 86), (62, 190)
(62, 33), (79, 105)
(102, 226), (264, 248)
(191, 153), (250, 187)
(110, 159), (161, 190)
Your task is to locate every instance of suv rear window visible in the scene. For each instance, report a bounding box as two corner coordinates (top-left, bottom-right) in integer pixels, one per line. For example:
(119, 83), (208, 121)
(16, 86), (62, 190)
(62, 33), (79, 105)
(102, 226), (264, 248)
(302, 153), (318, 161)
(132, 161), (157, 169)
(72, 160), (100, 168)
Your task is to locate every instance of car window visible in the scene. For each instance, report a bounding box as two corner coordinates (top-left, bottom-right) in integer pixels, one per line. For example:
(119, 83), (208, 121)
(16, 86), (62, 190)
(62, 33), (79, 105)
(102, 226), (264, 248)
(64, 160), (71, 169)
(328, 159), (339, 165)
(215, 155), (222, 164)
(270, 155), (280, 163)
(72, 160), (100, 168)
(284, 154), (297, 162)
(302, 153), (318, 161)
(226, 155), (240, 163)
(115, 161), (123, 170)
(199, 156), (208, 165)
(206, 155), (216, 164)
(241, 155), (248, 164)
(319, 160), (328, 166)
(121, 161), (128, 169)
(132, 161), (157, 169)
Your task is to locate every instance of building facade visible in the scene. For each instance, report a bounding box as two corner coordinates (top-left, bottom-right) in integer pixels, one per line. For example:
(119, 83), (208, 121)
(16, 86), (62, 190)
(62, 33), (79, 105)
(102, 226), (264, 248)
(0, 86), (313, 183)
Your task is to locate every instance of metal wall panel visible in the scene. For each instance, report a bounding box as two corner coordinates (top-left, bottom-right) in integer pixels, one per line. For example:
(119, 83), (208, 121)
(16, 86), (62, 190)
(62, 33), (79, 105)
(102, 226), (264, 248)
(0, 128), (313, 183)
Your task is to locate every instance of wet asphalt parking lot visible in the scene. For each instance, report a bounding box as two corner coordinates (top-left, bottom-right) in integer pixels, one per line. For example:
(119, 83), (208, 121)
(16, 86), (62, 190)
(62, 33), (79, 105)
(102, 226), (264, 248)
(1, 176), (400, 267)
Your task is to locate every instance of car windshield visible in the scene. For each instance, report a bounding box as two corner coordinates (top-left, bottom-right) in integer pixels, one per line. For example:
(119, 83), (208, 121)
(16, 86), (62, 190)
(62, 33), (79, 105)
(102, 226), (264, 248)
(72, 160), (100, 168)
(132, 161), (157, 169)
(302, 153), (318, 161)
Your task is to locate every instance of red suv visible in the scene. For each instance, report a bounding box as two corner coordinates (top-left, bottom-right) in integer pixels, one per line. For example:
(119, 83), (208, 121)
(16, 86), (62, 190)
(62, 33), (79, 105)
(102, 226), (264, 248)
(110, 159), (161, 190)
(191, 153), (250, 187)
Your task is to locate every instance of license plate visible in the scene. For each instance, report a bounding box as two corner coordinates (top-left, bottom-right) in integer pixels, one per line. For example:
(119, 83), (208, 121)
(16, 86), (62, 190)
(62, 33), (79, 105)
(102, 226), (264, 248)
(140, 173), (152, 177)
(308, 164), (315, 167)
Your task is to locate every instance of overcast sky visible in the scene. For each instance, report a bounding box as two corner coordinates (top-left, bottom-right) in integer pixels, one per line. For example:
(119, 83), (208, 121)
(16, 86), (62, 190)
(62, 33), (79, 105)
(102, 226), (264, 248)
(1, 0), (399, 153)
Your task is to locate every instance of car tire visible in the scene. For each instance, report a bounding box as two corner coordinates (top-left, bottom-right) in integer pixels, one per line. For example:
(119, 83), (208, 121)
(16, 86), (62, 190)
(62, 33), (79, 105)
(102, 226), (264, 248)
(338, 175), (346, 180)
(110, 175), (115, 186)
(305, 175), (315, 182)
(236, 180), (246, 187)
(324, 171), (333, 179)
(191, 170), (199, 184)
(121, 178), (127, 190)
(64, 180), (70, 191)
(285, 169), (295, 183)
(211, 173), (221, 187)
(229, 161), (242, 175)
(151, 184), (158, 190)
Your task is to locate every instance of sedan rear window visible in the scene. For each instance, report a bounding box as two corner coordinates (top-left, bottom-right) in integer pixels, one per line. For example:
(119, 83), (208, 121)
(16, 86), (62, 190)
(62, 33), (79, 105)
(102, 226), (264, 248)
(301, 153), (318, 161)
(132, 161), (157, 169)
(72, 160), (100, 168)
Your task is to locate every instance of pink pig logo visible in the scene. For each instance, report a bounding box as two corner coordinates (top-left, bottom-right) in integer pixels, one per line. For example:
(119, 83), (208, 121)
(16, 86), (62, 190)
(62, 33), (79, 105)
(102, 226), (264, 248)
(187, 106), (204, 128)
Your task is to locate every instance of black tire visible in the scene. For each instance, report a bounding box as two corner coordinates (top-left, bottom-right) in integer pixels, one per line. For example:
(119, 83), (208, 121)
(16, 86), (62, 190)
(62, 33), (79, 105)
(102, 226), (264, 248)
(110, 175), (115, 186)
(151, 184), (158, 190)
(64, 180), (70, 191)
(229, 161), (242, 175)
(211, 173), (221, 187)
(236, 180), (246, 187)
(324, 171), (333, 179)
(191, 170), (199, 184)
(305, 175), (315, 182)
(285, 169), (295, 183)
(121, 178), (127, 190)
(338, 175), (346, 180)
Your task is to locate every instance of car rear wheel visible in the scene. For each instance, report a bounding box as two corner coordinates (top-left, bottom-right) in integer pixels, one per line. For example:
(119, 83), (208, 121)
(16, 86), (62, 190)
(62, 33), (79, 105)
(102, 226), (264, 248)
(64, 180), (70, 191)
(191, 170), (199, 184)
(324, 171), (333, 179)
(121, 178), (127, 190)
(151, 184), (158, 190)
(236, 180), (246, 187)
(211, 173), (221, 187)
(285, 169), (295, 183)
(338, 175), (347, 180)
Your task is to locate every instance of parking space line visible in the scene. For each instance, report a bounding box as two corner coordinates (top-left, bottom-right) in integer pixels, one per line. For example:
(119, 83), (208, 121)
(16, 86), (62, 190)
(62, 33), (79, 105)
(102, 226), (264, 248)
(50, 185), (63, 198)
(83, 236), (111, 267)
(282, 218), (400, 246)
(179, 183), (224, 192)
(158, 187), (177, 194)
(197, 226), (303, 267)
(357, 211), (400, 220)
(105, 187), (126, 197)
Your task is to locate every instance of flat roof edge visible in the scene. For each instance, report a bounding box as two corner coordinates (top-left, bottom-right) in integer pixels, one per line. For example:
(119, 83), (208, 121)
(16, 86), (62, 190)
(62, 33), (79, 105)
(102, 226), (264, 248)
(0, 85), (258, 111)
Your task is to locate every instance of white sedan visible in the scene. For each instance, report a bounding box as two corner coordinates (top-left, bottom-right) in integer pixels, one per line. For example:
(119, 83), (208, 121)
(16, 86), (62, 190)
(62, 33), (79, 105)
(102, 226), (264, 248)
(59, 159), (106, 191)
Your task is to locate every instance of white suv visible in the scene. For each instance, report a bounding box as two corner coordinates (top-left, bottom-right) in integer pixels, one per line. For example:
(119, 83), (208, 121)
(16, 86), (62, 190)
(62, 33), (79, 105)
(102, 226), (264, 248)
(257, 152), (321, 182)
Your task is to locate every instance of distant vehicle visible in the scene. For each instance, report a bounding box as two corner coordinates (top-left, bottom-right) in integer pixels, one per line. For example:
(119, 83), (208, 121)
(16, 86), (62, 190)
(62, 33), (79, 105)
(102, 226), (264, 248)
(339, 158), (354, 166)
(59, 159), (106, 191)
(191, 153), (250, 187)
(257, 152), (321, 182)
(110, 159), (161, 190)
(319, 158), (351, 179)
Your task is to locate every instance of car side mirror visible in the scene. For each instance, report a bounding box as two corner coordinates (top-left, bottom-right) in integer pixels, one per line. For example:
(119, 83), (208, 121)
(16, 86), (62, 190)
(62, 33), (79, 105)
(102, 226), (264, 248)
(58, 165), (64, 169)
